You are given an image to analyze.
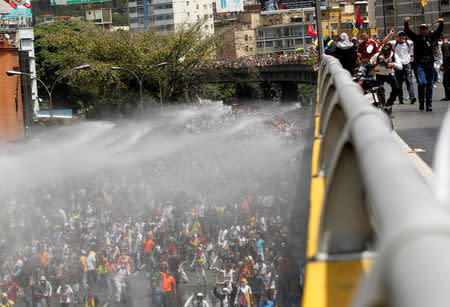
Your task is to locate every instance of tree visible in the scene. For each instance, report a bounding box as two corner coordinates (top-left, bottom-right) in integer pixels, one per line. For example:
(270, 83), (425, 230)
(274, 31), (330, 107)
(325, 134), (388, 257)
(34, 19), (230, 118)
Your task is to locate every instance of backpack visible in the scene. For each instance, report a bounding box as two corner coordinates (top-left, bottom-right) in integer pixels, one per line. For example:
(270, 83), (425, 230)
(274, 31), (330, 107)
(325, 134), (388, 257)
(394, 40), (411, 53)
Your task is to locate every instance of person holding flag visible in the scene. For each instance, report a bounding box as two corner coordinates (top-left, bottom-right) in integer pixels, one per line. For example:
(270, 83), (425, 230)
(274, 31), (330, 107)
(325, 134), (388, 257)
(353, 7), (364, 36)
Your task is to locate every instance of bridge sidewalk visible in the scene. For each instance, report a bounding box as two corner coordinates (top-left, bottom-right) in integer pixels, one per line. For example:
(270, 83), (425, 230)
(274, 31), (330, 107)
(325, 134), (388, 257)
(391, 83), (449, 168)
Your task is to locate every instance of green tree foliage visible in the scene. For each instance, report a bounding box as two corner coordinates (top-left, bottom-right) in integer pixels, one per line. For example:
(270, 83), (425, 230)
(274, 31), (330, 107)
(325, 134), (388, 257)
(112, 12), (128, 26)
(34, 19), (230, 118)
(297, 83), (316, 104)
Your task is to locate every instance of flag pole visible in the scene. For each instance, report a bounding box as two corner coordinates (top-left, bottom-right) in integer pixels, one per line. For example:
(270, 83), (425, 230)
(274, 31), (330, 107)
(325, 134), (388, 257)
(314, 0), (324, 58)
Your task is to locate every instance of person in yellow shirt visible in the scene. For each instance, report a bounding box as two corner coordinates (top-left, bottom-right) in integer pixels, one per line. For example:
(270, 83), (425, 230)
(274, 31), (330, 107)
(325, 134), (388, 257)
(0, 293), (14, 307)
(38, 251), (50, 275)
(79, 251), (88, 289)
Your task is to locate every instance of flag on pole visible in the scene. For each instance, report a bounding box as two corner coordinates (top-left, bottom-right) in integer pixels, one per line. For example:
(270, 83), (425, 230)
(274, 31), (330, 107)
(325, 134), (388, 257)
(308, 23), (318, 46)
(353, 7), (364, 36)
(421, 0), (427, 7)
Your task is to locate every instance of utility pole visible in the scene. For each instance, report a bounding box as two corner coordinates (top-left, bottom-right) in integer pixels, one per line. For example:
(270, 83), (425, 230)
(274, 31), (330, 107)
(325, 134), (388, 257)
(314, 0), (324, 57)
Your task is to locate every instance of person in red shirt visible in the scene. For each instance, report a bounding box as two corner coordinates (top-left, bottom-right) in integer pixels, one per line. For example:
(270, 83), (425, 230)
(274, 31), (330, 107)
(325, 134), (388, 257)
(357, 31), (378, 65)
(0, 277), (20, 302)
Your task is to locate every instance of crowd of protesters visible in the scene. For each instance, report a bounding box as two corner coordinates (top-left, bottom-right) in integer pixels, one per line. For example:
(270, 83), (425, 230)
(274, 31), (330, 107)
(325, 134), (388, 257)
(327, 16), (449, 113)
(199, 49), (317, 69)
(0, 104), (304, 307)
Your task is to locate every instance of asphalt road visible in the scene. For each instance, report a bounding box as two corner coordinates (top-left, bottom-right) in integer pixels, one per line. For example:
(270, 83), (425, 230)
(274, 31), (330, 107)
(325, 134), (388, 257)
(391, 81), (449, 167)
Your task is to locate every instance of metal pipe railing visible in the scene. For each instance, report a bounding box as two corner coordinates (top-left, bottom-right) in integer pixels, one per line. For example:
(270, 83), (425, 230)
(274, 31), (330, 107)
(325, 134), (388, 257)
(316, 55), (450, 306)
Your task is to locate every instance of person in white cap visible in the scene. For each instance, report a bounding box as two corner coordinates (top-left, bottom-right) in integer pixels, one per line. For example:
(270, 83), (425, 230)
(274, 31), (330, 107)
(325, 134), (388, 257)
(192, 292), (210, 307)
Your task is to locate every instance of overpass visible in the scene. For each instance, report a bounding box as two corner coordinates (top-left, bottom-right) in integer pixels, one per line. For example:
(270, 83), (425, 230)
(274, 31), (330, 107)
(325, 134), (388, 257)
(302, 55), (450, 307)
(197, 63), (317, 102)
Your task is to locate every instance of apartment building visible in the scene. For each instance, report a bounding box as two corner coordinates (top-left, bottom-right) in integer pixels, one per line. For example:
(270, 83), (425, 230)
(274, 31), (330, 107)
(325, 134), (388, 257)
(255, 8), (320, 55)
(128, 0), (215, 34)
(375, 0), (444, 37)
(322, 0), (376, 39)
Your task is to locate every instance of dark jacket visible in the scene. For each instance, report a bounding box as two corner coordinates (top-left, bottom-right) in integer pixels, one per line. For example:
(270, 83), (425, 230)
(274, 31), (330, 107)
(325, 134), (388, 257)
(442, 42), (450, 68)
(404, 21), (444, 65)
(335, 43), (358, 74)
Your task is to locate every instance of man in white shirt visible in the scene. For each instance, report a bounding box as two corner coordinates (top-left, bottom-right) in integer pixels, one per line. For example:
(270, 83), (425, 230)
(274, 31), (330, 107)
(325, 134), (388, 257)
(370, 42), (403, 107)
(383, 29), (416, 104)
(56, 280), (73, 306)
(86, 251), (97, 287)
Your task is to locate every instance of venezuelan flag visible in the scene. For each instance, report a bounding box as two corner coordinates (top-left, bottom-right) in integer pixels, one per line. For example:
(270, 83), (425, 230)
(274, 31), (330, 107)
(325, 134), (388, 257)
(353, 7), (364, 35)
(308, 23), (318, 46)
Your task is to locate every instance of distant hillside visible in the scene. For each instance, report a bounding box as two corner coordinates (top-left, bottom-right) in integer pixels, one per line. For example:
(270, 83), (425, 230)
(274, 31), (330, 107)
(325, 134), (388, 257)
(31, 0), (128, 25)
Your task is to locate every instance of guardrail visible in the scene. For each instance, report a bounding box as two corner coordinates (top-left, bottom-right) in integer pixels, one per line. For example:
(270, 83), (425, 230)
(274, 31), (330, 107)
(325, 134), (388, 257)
(303, 55), (450, 307)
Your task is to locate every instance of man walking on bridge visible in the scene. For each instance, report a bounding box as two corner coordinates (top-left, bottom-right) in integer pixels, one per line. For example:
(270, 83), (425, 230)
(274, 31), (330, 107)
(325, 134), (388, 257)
(404, 16), (444, 111)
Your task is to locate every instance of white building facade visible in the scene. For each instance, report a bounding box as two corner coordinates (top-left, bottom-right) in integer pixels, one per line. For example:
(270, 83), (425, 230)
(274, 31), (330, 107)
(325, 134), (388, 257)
(128, 0), (214, 35)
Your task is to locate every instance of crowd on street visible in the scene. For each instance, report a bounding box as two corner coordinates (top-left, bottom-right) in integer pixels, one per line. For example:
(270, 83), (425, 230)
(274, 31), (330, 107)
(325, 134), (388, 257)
(328, 16), (449, 113)
(0, 104), (304, 307)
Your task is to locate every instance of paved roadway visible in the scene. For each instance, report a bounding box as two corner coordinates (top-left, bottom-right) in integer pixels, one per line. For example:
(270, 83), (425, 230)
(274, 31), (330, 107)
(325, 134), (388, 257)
(391, 82), (449, 167)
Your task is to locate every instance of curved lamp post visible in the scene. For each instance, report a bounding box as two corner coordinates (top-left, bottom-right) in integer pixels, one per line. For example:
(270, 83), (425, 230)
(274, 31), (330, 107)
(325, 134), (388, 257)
(6, 64), (91, 125)
(110, 62), (167, 109)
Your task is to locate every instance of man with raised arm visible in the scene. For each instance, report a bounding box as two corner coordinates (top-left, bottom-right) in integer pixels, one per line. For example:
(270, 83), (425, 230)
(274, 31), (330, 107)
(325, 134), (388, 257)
(404, 17), (444, 111)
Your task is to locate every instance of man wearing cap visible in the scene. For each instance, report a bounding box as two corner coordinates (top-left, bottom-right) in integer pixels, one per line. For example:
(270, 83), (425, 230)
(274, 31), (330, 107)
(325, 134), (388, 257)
(404, 16), (444, 111)
(383, 28), (416, 104)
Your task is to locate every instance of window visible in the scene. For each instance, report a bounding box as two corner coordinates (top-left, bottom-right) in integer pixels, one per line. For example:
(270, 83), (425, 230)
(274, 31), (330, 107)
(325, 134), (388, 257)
(249, 36), (252, 41)
(341, 22), (353, 30)
(186, 1), (189, 5)
(291, 17), (302, 22)
(196, 4), (199, 9)
(442, 0), (449, 5)
(256, 42), (263, 48)
(245, 34), (248, 41)
(205, 25), (209, 29)
(245, 46), (249, 52)
(203, 4), (207, 9)
(331, 23), (338, 30)
(249, 47), (253, 51)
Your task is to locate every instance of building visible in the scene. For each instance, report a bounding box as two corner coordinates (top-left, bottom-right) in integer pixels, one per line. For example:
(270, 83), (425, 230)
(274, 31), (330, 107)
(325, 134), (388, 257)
(128, 0), (214, 35)
(255, 8), (321, 55)
(322, 0), (377, 39)
(1, 27), (38, 125)
(375, 0), (444, 37)
(0, 39), (25, 144)
(85, 9), (112, 30)
(215, 11), (259, 58)
(35, 14), (72, 26)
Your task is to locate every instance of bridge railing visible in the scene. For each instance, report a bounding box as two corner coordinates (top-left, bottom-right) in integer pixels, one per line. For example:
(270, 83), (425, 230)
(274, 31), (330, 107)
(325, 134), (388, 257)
(304, 55), (450, 307)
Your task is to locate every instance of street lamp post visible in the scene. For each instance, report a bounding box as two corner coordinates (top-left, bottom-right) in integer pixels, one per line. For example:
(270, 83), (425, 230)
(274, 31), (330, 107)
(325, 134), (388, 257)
(6, 64), (91, 126)
(110, 62), (167, 109)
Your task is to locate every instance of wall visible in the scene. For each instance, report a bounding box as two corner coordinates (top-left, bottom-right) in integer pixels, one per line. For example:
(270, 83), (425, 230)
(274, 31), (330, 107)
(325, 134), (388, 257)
(235, 28), (256, 57)
(0, 41), (24, 145)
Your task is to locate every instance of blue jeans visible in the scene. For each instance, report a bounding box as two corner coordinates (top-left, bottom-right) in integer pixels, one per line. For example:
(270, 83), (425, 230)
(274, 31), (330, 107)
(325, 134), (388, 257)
(416, 63), (435, 107)
(394, 63), (415, 101)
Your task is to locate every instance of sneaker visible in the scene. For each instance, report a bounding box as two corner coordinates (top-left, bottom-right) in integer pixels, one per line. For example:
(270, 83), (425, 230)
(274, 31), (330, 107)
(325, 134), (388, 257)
(441, 97), (450, 101)
(399, 100), (404, 104)
(426, 107), (433, 112)
(419, 103), (425, 111)
(410, 97), (416, 104)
